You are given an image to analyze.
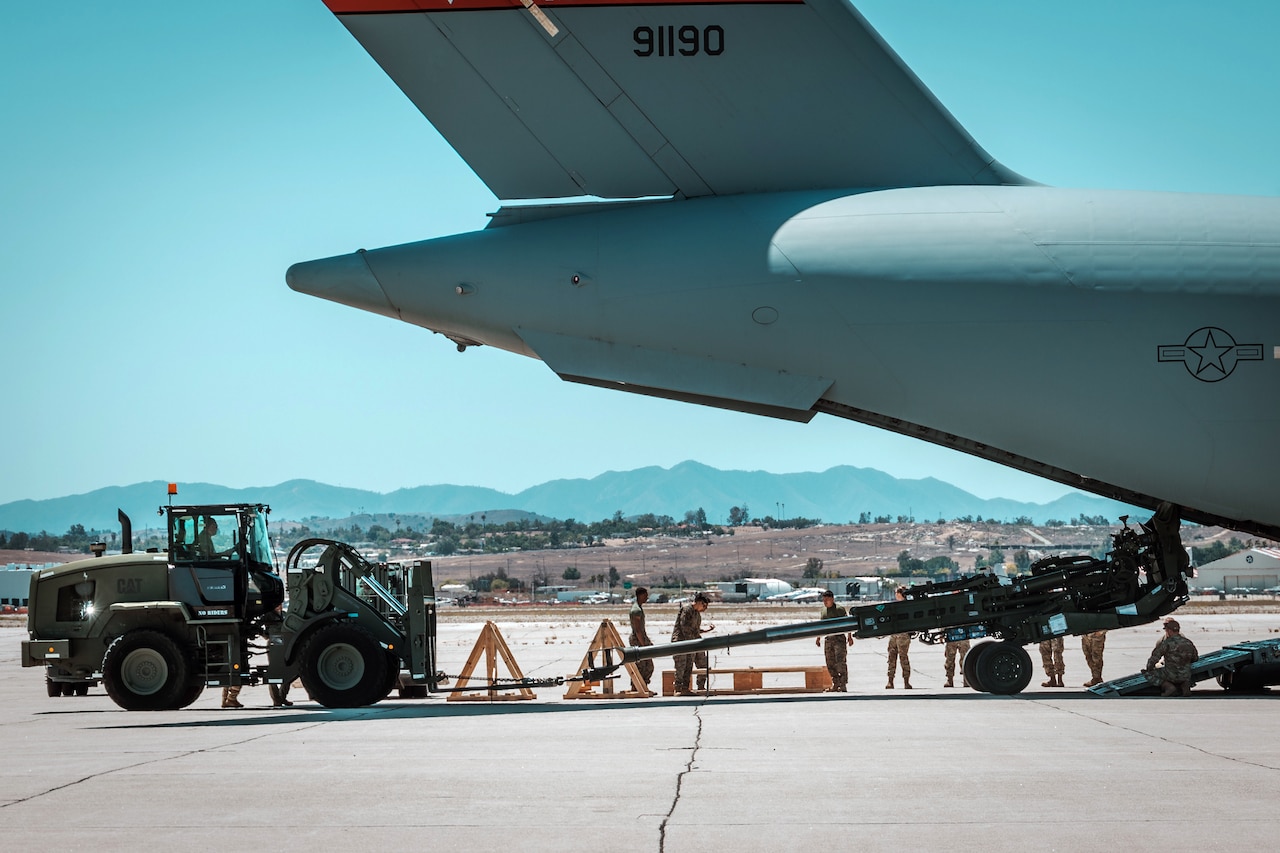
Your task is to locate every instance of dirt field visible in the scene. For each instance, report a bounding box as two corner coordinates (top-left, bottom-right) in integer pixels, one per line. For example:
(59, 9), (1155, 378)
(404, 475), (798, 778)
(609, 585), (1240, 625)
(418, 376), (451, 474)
(423, 519), (1260, 591)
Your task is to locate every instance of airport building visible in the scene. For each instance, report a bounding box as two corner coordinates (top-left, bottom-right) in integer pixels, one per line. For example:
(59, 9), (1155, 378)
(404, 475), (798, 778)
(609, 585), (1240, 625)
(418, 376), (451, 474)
(1193, 548), (1280, 594)
(1, 565), (40, 607)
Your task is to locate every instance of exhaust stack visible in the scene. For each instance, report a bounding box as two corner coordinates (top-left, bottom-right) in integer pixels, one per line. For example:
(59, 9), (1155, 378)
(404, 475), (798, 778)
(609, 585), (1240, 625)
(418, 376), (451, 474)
(118, 509), (133, 555)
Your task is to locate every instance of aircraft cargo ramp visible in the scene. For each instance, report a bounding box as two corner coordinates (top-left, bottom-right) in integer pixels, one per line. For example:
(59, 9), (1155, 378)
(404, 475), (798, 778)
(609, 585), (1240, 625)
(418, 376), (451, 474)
(1089, 637), (1280, 696)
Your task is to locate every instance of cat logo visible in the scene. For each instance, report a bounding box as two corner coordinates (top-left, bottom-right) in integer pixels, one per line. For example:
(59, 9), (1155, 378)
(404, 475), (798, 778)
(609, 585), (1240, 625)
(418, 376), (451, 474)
(117, 578), (144, 594)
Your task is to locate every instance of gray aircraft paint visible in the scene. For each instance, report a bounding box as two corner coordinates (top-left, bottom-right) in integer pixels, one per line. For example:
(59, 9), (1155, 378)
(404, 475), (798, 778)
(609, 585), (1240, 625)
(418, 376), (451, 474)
(290, 0), (1279, 539)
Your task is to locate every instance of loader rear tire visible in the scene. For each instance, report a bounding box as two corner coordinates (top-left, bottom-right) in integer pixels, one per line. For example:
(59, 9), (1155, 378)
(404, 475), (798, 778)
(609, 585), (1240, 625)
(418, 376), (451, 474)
(102, 630), (195, 711)
(299, 622), (390, 708)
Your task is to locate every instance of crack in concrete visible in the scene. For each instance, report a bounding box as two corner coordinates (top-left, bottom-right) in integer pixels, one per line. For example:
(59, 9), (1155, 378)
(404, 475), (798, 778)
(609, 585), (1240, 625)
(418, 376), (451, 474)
(0, 719), (333, 810)
(1031, 698), (1280, 771)
(658, 701), (705, 852)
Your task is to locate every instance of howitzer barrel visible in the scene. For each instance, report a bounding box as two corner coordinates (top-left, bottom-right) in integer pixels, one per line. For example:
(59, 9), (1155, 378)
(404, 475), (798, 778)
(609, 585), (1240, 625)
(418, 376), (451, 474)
(580, 615), (859, 680)
(622, 615), (860, 666)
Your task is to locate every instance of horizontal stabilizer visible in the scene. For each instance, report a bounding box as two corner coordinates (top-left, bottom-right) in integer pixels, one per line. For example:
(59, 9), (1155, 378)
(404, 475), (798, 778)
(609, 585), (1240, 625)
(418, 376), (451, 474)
(326, 0), (1026, 199)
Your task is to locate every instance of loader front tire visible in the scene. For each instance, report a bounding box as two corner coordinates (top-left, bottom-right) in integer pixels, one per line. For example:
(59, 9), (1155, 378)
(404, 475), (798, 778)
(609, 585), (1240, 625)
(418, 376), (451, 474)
(299, 622), (389, 708)
(102, 630), (195, 711)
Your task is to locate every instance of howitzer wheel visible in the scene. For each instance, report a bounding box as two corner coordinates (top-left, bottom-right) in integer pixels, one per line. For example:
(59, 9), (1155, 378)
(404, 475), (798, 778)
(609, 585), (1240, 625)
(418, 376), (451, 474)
(299, 622), (390, 708)
(102, 630), (198, 711)
(974, 641), (1034, 695)
(963, 641), (993, 693)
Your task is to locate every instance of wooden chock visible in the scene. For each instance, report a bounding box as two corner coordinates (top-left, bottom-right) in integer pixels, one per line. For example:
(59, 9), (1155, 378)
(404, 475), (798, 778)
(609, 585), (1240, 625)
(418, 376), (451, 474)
(447, 621), (536, 701)
(563, 619), (656, 699)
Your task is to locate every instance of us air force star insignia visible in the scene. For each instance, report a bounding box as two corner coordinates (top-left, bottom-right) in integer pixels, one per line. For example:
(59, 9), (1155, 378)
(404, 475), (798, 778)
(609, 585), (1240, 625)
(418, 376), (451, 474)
(1158, 327), (1263, 382)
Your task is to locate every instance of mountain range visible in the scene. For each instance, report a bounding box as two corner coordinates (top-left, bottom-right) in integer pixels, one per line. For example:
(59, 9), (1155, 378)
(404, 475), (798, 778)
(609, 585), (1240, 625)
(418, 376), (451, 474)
(0, 461), (1138, 535)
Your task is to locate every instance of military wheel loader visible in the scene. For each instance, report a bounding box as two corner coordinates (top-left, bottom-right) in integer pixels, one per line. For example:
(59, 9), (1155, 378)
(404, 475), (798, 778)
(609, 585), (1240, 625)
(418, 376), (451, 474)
(22, 503), (441, 710)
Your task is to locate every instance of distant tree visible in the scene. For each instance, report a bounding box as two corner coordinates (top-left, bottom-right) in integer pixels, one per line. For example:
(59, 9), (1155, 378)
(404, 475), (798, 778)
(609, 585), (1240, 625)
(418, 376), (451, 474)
(1014, 550), (1032, 570)
(562, 567), (581, 580)
(8, 532), (29, 550)
(897, 550), (925, 575)
(858, 512), (871, 525)
(1192, 539), (1246, 566)
(988, 546), (1005, 567)
(946, 534), (956, 551)
(531, 565), (550, 592)
(607, 566), (620, 591)
(803, 557), (824, 579)
(922, 556), (958, 576)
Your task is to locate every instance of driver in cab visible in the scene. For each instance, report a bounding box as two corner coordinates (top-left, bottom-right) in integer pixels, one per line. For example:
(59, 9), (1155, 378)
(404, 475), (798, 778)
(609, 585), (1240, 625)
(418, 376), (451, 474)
(196, 516), (235, 559)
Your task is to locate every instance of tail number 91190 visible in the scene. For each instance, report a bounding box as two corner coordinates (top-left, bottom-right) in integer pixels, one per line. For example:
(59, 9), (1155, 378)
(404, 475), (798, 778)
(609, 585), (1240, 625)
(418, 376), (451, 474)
(633, 25), (724, 58)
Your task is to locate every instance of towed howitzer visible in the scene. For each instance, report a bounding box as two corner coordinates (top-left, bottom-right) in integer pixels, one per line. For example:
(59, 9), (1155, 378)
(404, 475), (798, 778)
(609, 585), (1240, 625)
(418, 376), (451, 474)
(581, 503), (1192, 695)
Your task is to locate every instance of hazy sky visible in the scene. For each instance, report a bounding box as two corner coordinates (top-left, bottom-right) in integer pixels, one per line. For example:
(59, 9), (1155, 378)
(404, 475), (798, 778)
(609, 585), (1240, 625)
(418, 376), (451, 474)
(3, 1), (1277, 507)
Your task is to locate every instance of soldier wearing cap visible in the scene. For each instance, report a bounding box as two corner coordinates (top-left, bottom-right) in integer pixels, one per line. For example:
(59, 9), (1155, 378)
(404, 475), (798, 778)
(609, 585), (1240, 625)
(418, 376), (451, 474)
(1144, 618), (1199, 696)
(886, 586), (912, 689)
(815, 590), (853, 692)
(629, 587), (654, 692)
(671, 592), (713, 695)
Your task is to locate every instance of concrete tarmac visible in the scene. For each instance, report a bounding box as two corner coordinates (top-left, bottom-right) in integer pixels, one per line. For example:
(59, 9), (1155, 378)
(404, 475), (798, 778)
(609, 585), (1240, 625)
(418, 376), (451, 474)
(2, 611), (1278, 851)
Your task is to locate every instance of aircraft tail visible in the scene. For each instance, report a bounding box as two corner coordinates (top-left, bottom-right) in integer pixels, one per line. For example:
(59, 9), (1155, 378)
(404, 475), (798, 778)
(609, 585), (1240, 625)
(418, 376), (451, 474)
(325, 0), (1027, 200)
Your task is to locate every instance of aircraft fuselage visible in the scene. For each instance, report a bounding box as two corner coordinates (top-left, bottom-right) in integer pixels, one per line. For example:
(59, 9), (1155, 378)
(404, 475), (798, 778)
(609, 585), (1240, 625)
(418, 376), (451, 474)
(288, 185), (1280, 537)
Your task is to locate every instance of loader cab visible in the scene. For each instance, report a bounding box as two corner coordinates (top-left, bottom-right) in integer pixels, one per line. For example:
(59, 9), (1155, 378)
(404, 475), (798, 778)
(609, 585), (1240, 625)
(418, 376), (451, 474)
(166, 504), (283, 620)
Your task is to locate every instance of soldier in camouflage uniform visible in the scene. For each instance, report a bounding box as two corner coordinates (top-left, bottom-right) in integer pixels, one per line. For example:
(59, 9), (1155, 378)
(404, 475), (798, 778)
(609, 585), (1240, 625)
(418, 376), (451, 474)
(944, 638), (970, 688)
(1144, 618), (1199, 696)
(815, 590), (852, 691)
(671, 592), (712, 695)
(1038, 636), (1065, 687)
(886, 586), (912, 689)
(629, 587), (654, 691)
(1081, 630), (1107, 687)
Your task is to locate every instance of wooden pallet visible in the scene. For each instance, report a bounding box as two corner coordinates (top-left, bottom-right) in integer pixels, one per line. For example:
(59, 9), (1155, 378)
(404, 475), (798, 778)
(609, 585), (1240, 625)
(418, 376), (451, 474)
(661, 666), (832, 696)
(447, 621), (536, 701)
(563, 620), (655, 699)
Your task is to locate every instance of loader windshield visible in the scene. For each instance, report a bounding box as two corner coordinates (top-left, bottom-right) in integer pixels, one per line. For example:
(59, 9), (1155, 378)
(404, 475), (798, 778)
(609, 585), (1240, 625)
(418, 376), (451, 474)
(167, 504), (273, 569)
